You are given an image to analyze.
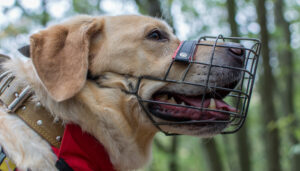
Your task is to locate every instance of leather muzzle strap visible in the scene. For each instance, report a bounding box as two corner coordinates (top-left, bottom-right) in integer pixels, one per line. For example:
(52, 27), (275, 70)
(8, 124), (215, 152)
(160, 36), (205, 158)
(0, 72), (64, 148)
(172, 41), (197, 63)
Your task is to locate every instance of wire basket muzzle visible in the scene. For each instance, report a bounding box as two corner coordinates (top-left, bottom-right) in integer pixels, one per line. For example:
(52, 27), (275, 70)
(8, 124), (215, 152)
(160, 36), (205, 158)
(133, 35), (261, 135)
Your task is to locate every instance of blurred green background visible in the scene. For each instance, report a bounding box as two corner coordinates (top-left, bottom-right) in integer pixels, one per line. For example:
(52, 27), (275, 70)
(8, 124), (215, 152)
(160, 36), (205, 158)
(0, 0), (300, 171)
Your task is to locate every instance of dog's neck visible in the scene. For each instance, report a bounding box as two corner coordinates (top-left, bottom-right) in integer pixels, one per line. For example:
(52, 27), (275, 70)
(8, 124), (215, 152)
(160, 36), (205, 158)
(2, 59), (156, 170)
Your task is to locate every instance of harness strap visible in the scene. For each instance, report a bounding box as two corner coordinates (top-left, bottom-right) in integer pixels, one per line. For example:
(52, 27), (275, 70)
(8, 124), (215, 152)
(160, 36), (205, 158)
(0, 146), (17, 171)
(56, 158), (74, 171)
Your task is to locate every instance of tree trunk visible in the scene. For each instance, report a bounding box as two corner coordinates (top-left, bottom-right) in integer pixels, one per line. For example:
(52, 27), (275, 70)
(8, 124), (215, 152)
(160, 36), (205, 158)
(134, 0), (174, 29)
(41, 0), (50, 26)
(255, 0), (281, 171)
(134, 0), (162, 17)
(226, 1), (251, 171)
(274, 0), (298, 170)
(201, 139), (224, 171)
(235, 126), (251, 171)
(169, 137), (178, 171)
(226, 0), (238, 37)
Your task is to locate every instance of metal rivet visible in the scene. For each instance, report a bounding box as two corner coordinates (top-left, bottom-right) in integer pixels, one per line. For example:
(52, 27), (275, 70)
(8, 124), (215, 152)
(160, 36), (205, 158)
(37, 120), (43, 126)
(36, 102), (41, 107)
(53, 117), (59, 123)
(21, 106), (26, 110)
(179, 52), (188, 58)
(56, 136), (61, 142)
(14, 92), (19, 97)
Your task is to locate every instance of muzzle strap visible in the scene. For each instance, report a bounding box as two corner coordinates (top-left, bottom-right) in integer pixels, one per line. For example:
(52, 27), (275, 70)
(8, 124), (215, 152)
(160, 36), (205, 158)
(172, 41), (197, 63)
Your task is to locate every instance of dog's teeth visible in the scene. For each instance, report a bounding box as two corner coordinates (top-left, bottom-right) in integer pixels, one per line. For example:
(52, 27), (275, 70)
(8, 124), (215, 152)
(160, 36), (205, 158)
(209, 98), (216, 109)
(180, 102), (186, 106)
(157, 94), (168, 100)
(167, 94), (171, 99)
(169, 97), (176, 104)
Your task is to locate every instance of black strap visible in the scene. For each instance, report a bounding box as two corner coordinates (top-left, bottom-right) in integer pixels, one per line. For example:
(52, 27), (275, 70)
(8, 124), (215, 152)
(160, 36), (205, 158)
(55, 158), (74, 171)
(0, 146), (6, 164)
(173, 41), (197, 63)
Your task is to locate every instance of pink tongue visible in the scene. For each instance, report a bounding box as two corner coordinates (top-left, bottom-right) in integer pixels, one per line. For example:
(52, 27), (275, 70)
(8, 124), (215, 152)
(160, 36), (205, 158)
(178, 95), (237, 112)
(153, 95), (237, 120)
(214, 99), (237, 112)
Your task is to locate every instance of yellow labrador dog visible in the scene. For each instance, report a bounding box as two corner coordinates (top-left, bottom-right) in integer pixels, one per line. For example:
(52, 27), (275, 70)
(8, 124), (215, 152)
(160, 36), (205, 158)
(0, 15), (244, 170)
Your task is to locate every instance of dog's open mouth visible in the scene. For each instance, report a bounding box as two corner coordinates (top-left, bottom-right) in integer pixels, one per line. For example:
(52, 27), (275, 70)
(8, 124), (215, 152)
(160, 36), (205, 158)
(148, 82), (238, 122)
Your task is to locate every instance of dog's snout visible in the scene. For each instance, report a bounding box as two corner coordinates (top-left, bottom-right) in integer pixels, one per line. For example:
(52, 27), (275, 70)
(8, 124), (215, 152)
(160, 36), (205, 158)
(229, 47), (243, 56)
(225, 42), (245, 66)
(226, 42), (244, 56)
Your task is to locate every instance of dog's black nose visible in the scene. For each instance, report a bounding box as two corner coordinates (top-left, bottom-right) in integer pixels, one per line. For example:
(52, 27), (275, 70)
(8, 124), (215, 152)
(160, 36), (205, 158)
(226, 42), (244, 56)
(225, 42), (245, 66)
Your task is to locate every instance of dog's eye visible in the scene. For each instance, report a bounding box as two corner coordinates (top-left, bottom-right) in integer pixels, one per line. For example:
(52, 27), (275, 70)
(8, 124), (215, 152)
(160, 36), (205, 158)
(147, 30), (167, 41)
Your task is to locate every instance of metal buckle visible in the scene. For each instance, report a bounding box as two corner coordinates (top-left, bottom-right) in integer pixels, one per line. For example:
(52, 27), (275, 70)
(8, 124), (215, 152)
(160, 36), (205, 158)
(0, 71), (33, 113)
(7, 85), (32, 113)
(0, 71), (15, 95)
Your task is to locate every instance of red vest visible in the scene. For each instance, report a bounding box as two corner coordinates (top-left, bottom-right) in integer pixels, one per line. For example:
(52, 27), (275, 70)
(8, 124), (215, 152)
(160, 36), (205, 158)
(52, 124), (116, 171)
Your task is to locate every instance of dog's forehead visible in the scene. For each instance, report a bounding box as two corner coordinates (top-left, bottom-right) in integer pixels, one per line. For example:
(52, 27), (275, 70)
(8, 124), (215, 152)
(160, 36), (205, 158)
(106, 15), (172, 32)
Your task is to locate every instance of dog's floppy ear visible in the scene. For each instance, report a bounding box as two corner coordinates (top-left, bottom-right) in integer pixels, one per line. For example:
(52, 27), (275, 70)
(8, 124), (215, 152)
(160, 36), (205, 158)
(30, 18), (103, 102)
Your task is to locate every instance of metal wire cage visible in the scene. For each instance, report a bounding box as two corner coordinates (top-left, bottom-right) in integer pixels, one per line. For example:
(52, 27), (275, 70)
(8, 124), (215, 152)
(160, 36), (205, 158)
(128, 35), (261, 135)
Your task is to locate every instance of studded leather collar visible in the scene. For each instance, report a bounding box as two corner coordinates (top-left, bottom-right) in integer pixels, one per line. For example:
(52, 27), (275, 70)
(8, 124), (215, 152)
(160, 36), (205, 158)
(0, 71), (65, 148)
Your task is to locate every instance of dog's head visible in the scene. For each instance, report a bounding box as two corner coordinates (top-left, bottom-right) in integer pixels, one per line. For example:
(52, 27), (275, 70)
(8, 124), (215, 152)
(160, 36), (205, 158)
(28, 15), (247, 137)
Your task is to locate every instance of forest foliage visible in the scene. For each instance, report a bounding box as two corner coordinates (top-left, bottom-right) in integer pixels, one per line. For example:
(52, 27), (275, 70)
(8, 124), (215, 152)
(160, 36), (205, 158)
(0, 0), (300, 171)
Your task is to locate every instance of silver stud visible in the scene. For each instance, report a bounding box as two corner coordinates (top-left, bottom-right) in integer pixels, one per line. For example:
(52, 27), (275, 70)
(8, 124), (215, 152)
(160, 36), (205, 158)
(53, 117), (59, 123)
(179, 52), (188, 58)
(14, 92), (19, 97)
(21, 106), (26, 110)
(36, 102), (41, 107)
(56, 136), (61, 142)
(37, 120), (43, 126)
